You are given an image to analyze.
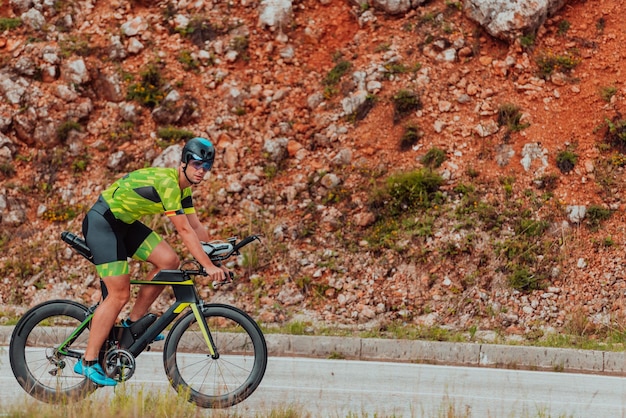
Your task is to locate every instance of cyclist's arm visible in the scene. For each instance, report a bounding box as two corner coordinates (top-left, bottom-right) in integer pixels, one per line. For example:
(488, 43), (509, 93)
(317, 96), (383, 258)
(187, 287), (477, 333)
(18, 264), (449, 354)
(186, 211), (232, 277)
(186, 212), (210, 242)
(169, 214), (223, 279)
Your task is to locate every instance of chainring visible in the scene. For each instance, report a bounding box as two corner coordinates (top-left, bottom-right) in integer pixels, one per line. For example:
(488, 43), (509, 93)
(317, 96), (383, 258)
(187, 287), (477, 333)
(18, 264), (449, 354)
(103, 348), (136, 382)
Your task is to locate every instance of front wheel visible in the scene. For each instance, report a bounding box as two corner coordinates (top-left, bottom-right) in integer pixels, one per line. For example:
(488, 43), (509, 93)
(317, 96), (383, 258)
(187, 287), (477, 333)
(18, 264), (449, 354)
(163, 304), (267, 408)
(9, 300), (95, 403)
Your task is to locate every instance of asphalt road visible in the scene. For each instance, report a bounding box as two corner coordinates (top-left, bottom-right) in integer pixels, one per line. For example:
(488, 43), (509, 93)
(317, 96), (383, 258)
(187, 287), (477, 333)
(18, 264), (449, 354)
(2, 345), (626, 417)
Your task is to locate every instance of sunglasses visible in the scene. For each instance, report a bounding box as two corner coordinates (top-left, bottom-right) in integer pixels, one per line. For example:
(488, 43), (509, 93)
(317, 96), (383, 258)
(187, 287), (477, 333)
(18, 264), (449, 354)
(189, 160), (212, 171)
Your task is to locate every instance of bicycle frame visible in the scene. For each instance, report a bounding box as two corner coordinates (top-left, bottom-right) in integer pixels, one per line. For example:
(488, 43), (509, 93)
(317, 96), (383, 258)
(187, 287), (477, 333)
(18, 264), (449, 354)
(56, 269), (218, 360)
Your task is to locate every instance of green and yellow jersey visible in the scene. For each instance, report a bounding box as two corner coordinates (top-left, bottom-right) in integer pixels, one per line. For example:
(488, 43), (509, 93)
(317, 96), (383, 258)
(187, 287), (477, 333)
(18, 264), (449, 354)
(101, 167), (194, 224)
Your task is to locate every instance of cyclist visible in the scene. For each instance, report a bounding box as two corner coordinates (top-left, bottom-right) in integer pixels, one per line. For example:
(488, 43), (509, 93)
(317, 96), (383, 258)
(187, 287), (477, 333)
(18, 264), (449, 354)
(75, 137), (227, 386)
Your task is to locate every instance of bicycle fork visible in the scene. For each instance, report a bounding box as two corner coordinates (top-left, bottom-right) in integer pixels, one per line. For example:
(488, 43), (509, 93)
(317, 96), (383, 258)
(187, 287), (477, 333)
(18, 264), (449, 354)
(190, 303), (219, 359)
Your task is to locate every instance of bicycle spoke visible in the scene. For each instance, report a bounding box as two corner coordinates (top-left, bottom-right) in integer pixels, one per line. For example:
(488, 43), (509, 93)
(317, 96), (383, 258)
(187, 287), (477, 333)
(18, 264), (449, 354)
(164, 304), (267, 408)
(10, 302), (94, 403)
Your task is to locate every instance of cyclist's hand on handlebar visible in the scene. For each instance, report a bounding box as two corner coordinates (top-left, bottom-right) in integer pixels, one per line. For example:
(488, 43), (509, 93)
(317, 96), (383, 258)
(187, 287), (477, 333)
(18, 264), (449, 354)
(203, 264), (225, 283)
(219, 265), (233, 280)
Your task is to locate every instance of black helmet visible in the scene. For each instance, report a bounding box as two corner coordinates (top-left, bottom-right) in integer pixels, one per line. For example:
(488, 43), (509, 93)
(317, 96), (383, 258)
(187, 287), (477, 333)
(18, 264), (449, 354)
(182, 137), (215, 169)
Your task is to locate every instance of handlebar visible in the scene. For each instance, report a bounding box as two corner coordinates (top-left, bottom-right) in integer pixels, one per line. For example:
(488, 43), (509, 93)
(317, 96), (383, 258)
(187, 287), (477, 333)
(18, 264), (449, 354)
(192, 235), (261, 288)
(201, 234), (261, 263)
(233, 235), (260, 252)
(180, 266), (235, 289)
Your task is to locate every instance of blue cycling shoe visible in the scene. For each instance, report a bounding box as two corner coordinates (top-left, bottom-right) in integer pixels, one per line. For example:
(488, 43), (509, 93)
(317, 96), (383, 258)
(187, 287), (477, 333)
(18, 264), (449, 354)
(74, 361), (117, 386)
(122, 318), (164, 342)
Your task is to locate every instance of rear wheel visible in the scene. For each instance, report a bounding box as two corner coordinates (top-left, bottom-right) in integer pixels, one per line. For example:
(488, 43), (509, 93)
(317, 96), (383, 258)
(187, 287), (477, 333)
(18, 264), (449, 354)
(163, 304), (267, 408)
(9, 300), (95, 403)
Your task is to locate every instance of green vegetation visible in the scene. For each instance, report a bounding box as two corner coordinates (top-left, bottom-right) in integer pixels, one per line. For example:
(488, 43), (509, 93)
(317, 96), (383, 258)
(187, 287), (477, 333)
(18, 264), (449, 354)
(1, 388), (199, 418)
(445, 0), (462, 11)
(383, 61), (422, 78)
(110, 121), (136, 143)
(536, 173), (558, 191)
(56, 120), (82, 142)
(259, 314), (626, 355)
(0, 388), (570, 418)
(373, 42), (391, 52)
(0, 17), (22, 31)
(0, 162), (15, 177)
(374, 169), (443, 214)
(399, 123), (421, 151)
(72, 153), (91, 173)
(365, 169), (443, 250)
(41, 203), (84, 222)
(358, 164), (560, 297)
(322, 58), (352, 98)
(604, 116), (626, 148)
(176, 50), (199, 71)
(419, 11), (438, 26)
(324, 59), (352, 86)
(535, 50), (581, 79)
(230, 36), (250, 61)
(263, 163), (279, 180)
(497, 103), (529, 132)
(519, 33), (535, 49)
(609, 152), (626, 167)
(392, 89), (422, 123)
(59, 35), (92, 57)
(126, 64), (167, 108)
(178, 16), (219, 47)
(421, 147), (447, 168)
(156, 126), (195, 142)
(556, 20), (571, 36)
(599, 85), (617, 102)
(555, 149), (578, 173)
(585, 204), (612, 231)
(507, 266), (541, 292)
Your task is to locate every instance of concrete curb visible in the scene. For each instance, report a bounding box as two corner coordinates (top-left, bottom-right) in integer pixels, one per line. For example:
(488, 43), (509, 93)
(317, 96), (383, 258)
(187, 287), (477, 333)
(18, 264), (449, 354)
(265, 334), (625, 375)
(3, 326), (624, 376)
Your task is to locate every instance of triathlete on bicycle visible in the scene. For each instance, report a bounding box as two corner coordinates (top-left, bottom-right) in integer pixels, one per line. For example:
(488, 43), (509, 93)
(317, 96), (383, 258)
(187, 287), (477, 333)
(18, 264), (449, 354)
(75, 137), (227, 386)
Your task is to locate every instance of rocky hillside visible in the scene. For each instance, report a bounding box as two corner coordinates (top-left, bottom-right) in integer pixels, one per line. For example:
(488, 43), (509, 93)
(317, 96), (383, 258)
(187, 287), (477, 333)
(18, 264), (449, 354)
(2, 0), (626, 342)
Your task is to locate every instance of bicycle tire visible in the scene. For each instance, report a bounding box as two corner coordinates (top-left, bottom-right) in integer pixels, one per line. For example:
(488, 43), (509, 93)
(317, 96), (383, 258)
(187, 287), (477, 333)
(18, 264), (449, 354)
(9, 300), (95, 403)
(163, 303), (267, 408)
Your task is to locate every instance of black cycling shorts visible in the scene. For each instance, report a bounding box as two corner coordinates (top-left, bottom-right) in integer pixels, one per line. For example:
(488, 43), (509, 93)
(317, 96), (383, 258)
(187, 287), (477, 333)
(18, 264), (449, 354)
(82, 196), (162, 277)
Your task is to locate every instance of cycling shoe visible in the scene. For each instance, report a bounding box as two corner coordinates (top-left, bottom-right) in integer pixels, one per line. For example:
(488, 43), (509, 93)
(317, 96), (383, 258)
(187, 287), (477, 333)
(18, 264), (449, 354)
(74, 361), (117, 386)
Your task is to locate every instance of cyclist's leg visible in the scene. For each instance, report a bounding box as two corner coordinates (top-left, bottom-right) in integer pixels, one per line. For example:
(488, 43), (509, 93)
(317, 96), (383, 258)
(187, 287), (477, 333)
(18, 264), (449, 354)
(79, 202), (132, 385)
(74, 273), (128, 386)
(126, 226), (179, 321)
(83, 274), (131, 362)
(85, 274), (130, 351)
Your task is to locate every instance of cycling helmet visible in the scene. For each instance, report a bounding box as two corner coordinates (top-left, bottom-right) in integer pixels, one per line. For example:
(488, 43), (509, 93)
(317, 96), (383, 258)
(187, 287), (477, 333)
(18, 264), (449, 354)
(181, 137), (215, 169)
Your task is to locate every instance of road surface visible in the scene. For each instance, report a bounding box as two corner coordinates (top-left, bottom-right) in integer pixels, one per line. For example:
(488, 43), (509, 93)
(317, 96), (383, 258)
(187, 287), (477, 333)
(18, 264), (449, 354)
(1, 346), (625, 417)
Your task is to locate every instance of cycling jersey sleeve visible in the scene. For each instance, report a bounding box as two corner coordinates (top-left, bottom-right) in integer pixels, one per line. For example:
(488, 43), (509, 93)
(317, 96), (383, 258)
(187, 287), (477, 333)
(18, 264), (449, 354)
(164, 186), (195, 217)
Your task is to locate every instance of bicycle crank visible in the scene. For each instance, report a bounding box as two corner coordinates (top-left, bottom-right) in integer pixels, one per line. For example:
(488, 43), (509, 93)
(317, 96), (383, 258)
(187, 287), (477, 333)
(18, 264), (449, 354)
(103, 348), (136, 382)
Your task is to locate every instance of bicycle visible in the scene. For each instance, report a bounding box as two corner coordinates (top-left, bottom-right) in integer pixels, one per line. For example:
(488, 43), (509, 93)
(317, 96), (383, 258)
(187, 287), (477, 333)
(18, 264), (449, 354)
(9, 231), (267, 408)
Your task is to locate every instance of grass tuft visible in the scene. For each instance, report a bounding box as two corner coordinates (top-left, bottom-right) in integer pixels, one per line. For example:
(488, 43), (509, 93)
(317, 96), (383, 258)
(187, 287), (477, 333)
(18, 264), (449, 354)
(392, 89), (422, 123)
